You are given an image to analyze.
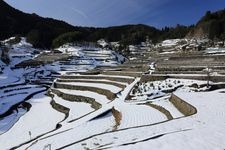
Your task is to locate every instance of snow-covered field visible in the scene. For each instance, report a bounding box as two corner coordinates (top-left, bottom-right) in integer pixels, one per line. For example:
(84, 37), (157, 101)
(1, 37), (225, 150)
(53, 94), (94, 123)
(54, 88), (111, 105)
(161, 39), (182, 47)
(205, 47), (225, 54)
(17, 89), (225, 150)
(56, 82), (122, 93)
(117, 104), (167, 129)
(0, 92), (65, 149)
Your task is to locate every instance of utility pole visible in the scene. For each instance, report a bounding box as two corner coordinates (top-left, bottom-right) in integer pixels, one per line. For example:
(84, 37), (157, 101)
(203, 66), (212, 88)
(29, 131), (32, 140)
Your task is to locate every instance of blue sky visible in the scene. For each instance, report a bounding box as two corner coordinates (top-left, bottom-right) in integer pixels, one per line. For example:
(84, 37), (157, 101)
(4, 0), (225, 28)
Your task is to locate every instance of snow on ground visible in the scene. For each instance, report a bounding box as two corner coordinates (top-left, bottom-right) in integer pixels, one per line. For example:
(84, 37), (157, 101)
(205, 48), (225, 54)
(0, 92), (65, 150)
(0, 108), (26, 135)
(0, 85), (44, 115)
(2, 37), (225, 150)
(17, 78), (140, 150)
(148, 62), (155, 74)
(65, 90), (225, 150)
(54, 44), (125, 75)
(0, 67), (22, 86)
(57, 44), (125, 66)
(57, 82), (122, 93)
(97, 39), (109, 48)
(131, 78), (211, 101)
(0, 92), (29, 115)
(161, 39), (182, 47)
(0, 73), (19, 86)
(117, 104), (167, 129)
(57, 46), (81, 56)
(55, 88), (111, 104)
(5, 38), (39, 67)
(22, 110), (116, 150)
(58, 78), (128, 85)
(53, 94), (94, 123)
(119, 91), (225, 150)
(150, 97), (184, 118)
(65, 74), (135, 79)
(0, 38), (130, 149)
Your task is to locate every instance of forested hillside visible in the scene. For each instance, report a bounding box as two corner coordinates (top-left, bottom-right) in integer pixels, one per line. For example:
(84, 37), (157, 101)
(0, 0), (79, 48)
(187, 9), (225, 40)
(3, 0), (224, 49)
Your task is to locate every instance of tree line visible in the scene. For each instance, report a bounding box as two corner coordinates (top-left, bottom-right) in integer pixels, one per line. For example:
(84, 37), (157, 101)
(1, 0), (225, 50)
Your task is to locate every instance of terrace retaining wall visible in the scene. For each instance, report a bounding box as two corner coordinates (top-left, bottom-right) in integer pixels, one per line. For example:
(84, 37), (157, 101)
(169, 93), (197, 116)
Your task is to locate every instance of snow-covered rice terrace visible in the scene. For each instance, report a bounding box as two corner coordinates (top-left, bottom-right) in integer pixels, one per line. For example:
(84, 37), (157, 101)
(0, 38), (225, 150)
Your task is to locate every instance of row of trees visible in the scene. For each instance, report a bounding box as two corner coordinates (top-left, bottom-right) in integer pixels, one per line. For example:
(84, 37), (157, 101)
(3, 0), (225, 50)
(0, 0), (75, 48)
(52, 31), (83, 48)
(51, 24), (192, 49)
(0, 0), (193, 49)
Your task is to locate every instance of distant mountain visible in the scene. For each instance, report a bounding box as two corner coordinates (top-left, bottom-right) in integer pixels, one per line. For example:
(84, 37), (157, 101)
(51, 24), (163, 49)
(0, 0), (76, 47)
(87, 24), (161, 44)
(187, 9), (225, 40)
(0, 0), (193, 49)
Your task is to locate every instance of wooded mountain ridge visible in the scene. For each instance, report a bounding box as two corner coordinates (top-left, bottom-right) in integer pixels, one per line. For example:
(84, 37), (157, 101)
(0, 0), (224, 48)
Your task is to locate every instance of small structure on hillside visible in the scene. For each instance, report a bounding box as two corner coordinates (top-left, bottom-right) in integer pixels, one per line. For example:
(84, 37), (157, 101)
(97, 39), (109, 48)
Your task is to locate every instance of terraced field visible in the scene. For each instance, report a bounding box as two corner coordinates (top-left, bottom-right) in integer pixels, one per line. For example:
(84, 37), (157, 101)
(0, 75), (47, 134)
(1, 41), (225, 150)
(0, 42), (128, 149)
(9, 49), (200, 150)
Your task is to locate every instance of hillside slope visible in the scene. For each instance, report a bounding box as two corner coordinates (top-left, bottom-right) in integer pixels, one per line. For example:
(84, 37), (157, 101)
(0, 1), (161, 48)
(1, 0), (192, 49)
(0, 0), (76, 47)
(187, 9), (225, 40)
